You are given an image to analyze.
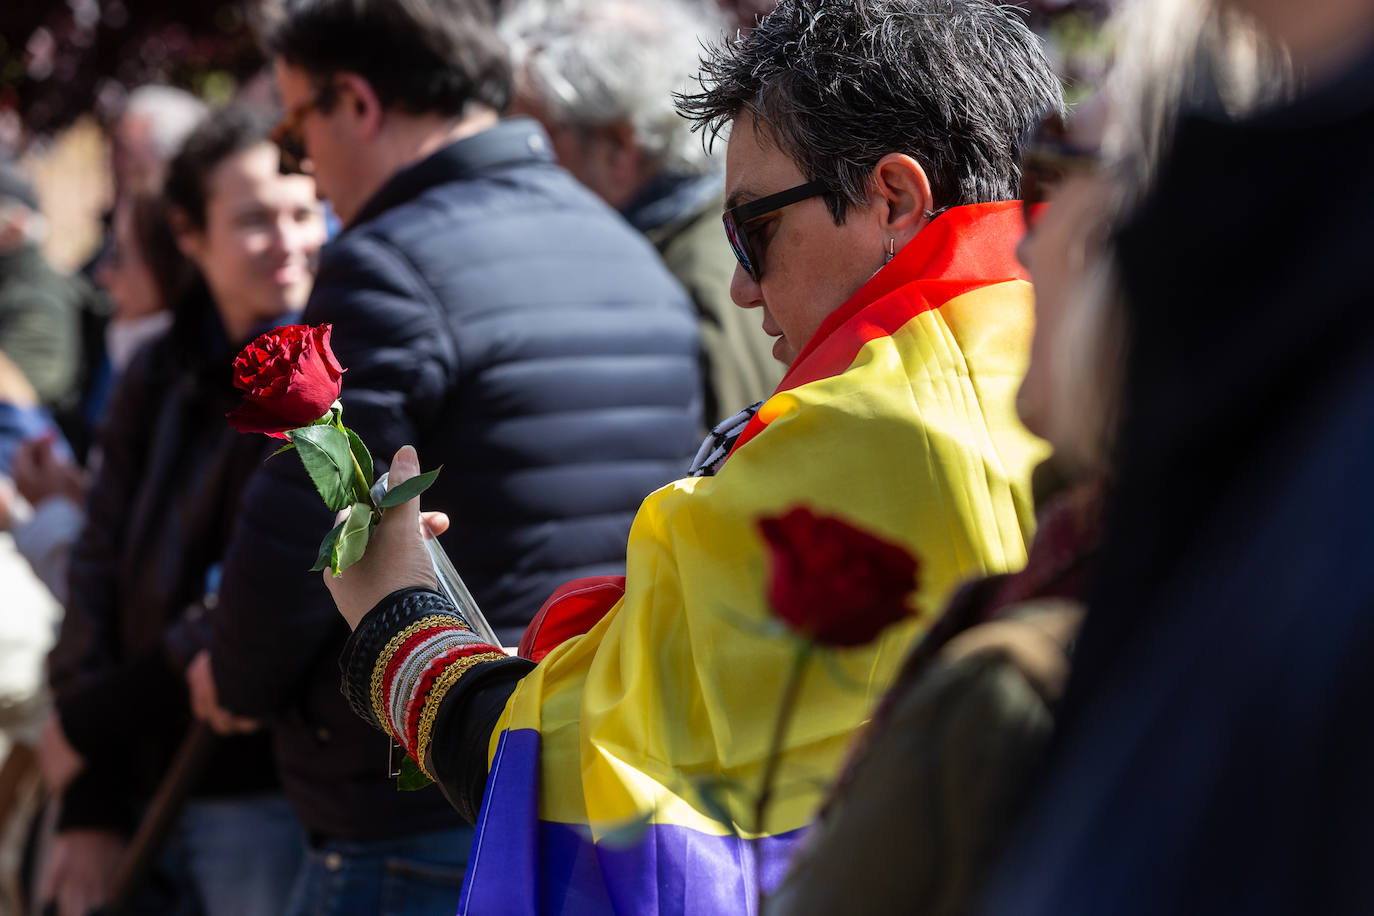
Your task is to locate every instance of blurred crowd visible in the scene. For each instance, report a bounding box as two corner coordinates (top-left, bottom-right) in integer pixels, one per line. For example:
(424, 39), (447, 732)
(0, 0), (1371, 914)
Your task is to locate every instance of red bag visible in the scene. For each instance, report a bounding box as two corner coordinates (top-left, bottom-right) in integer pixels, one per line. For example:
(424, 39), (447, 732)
(517, 576), (626, 662)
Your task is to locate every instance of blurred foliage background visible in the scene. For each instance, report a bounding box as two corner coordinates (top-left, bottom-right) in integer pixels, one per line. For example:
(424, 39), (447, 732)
(0, 0), (1115, 269)
(0, 0), (264, 150)
(0, 0), (1115, 148)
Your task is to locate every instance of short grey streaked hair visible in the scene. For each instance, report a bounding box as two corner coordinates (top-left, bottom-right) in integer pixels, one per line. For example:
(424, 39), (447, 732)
(501, 0), (729, 175)
(122, 85), (210, 164)
(677, 0), (1065, 222)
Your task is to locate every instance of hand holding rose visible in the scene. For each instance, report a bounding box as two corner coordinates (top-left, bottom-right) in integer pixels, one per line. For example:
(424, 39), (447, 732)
(227, 324), (441, 577)
(323, 445), (444, 630)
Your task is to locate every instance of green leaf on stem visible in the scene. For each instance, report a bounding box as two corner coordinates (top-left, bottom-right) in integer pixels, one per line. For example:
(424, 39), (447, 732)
(345, 427), (374, 494)
(287, 425), (355, 511)
(332, 501), (375, 575)
(376, 467), (442, 509)
(309, 519), (346, 573)
(266, 442), (296, 461)
(396, 755), (434, 791)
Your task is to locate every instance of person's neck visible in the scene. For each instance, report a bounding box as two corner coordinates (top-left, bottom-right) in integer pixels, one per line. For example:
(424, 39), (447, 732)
(216, 300), (291, 348)
(218, 311), (256, 348)
(1275, 5), (1374, 80)
(347, 105), (500, 224)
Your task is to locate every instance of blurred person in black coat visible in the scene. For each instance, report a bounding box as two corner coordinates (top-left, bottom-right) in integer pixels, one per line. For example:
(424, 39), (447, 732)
(197, 0), (701, 912)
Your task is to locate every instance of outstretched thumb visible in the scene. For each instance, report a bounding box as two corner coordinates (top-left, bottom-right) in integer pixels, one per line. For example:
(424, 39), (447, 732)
(388, 444), (420, 488)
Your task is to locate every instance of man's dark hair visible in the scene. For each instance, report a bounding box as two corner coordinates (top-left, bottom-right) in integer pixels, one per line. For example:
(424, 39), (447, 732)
(677, 0), (1065, 222)
(263, 0), (512, 116)
(164, 106), (273, 230)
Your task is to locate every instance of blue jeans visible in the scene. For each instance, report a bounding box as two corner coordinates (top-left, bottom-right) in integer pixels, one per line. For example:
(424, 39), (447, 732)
(284, 826), (473, 916)
(158, 793), (305, 916)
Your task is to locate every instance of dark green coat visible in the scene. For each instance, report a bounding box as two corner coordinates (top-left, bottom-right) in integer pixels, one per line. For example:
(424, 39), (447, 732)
(0, 242), (81, 409)
(642, 184), (783, 424)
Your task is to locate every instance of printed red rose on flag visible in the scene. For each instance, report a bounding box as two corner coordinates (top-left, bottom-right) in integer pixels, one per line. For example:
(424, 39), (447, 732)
(758, 506), (919, 647)
(227, 323), (345, 438)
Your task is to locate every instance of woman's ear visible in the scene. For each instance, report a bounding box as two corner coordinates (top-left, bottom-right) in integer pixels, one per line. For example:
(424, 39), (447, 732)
(871, 153), (935, 243)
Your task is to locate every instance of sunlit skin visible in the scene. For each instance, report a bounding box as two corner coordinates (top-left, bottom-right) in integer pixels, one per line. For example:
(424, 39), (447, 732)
(1225, 0), (1374, 73)
(273, 60), (368, 224)
(175, 142), (325, 343)
(723, 114), (931, 366)
(273, 59), (498, 228)
(1014, 95), (1113, 450)
(97, 200), (165, 321)
(1014, 171), (1115, 445)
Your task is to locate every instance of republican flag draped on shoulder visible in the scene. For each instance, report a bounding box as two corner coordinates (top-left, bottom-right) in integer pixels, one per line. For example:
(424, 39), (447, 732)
(460, 201), (1048, 914)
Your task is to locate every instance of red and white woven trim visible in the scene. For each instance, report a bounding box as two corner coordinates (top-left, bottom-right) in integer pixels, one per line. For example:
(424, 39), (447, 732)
(398, 643), (503, 754)
(383, 625), (495, 742)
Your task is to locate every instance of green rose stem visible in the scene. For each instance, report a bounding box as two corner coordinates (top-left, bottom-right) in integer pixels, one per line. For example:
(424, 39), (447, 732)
(752, 640), (813, 911)
(334, 414), (377, 513)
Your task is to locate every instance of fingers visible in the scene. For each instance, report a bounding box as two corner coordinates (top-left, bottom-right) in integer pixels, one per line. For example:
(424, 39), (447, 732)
(379, 445), (425, 532)
(388, 444), (420, 486)
(186, 651), (261, 734)
(44, 832), (123, 916)
(420, 511), (450, 538)
(13, 435), (77, 505)
(206, 710), (261, 735)
(195, 694), (260, 734)
(37, 714), (83, 795)
(323, 444), (437, 630)
(11, 439), (37, 483)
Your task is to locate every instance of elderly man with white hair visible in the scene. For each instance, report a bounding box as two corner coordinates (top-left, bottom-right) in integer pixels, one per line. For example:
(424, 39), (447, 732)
(109, 84), (208, 198)
(502, 0), (782, 422)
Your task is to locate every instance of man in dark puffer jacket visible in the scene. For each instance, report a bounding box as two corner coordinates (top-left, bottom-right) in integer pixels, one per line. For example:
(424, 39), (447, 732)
(197, 1), (702, 911)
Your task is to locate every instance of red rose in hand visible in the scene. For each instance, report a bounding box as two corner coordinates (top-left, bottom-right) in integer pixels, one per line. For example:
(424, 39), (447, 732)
(758, 507), (919, 647)
(227, 324), (345, 438)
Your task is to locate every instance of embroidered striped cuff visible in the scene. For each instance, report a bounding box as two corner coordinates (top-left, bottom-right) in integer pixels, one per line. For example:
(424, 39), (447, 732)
(363, 600), (506, 767)
(341, 587), (506, 747)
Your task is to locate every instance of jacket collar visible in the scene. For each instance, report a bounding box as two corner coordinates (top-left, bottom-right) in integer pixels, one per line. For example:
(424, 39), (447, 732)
(620, 172), (723, 238)
(346, 117), (556, 230)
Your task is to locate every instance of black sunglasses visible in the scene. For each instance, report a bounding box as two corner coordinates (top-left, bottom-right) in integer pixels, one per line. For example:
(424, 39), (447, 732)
(271, 86), (334, 176)
(722, 179), (827, 282)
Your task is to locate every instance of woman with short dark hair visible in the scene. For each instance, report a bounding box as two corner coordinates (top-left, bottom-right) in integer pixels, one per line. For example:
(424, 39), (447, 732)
(316, 0), (1068, 911)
